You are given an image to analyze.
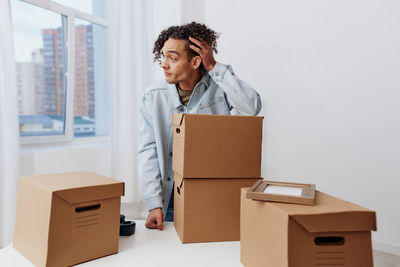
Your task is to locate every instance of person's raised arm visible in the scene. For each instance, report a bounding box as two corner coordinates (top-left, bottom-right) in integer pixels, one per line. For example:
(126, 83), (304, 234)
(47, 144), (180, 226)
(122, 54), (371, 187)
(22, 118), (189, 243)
(189, 36), (261, 115)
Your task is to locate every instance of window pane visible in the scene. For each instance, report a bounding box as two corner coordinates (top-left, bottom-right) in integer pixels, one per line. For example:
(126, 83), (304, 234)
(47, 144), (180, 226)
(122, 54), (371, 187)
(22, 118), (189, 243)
(11, 0), (67, 137)
(74, 18), (109, 137)
(51, 0), (108, 18)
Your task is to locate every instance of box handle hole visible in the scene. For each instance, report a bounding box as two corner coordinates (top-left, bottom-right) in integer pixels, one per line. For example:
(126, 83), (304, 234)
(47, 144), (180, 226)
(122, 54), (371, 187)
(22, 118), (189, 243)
(75, 204), (101, 213)
(314, 236), (345, 246)
(177, 186), (180, 195)
(176, 128), (180, 134)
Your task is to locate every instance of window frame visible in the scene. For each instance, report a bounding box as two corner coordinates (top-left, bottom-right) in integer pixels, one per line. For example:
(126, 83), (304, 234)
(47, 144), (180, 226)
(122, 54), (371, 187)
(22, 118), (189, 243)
(16, 0), (109, 144)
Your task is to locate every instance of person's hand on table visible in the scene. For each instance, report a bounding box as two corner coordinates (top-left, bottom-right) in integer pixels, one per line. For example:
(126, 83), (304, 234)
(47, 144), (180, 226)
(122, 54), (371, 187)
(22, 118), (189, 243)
(145, 207), (164, 230)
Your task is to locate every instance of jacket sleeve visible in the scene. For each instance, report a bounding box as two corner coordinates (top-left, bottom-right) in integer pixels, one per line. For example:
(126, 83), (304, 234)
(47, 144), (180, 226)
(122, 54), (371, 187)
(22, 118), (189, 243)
(209, 62), (262, 115)
(138, 91), (163, 211)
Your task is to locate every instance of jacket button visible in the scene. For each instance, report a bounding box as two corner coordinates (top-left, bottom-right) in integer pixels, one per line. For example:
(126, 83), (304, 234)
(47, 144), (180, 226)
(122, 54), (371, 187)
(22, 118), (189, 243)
(167, 177), (171, 181)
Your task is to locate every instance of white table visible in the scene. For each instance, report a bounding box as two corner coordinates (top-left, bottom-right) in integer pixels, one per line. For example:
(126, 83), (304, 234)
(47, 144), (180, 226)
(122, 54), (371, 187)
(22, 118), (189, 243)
(0, 220), (243, 267)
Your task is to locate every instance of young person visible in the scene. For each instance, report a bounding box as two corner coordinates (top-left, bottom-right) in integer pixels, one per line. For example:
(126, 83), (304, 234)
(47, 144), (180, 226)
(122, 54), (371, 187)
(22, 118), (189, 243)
(138, 22), (261, 230)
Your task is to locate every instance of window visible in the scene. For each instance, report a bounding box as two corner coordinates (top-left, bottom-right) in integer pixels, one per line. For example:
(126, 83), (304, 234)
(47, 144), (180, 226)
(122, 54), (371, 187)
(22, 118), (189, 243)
(11, 0), (110, 144)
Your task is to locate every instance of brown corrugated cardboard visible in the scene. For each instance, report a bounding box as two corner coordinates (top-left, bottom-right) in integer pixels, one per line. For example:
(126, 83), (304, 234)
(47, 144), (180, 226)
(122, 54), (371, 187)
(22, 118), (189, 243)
(172, 114), (263, 178)
(174, 173), (260, 243)
(240, 188), (377, 267)
(13, 171), (124, 267)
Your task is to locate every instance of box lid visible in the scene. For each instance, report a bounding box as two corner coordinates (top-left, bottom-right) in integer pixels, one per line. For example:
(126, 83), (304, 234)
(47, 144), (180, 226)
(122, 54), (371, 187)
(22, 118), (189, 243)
(271, 191), (377, 232)
(172, 113), (264, 126)
(21, 171), (124, 204)
(174, 173), (259, 188)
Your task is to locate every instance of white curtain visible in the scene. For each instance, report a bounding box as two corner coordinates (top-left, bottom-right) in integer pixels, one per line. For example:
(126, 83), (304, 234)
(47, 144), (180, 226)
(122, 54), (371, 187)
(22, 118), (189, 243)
(0, 0), (21, 247)
(109, 0), (155, 212)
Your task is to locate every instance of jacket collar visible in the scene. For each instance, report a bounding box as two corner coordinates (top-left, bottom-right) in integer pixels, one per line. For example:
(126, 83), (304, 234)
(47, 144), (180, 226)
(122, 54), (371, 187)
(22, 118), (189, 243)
(167, 74), (210, 109)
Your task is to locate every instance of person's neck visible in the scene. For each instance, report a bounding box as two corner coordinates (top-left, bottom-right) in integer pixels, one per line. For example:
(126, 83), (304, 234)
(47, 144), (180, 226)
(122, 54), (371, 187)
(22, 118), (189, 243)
(177, 72), (201, 91)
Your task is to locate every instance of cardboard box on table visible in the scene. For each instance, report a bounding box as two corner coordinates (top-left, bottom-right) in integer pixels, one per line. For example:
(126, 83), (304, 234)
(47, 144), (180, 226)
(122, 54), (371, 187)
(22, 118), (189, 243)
(174, 173), (260, 243)
(172, 113), (263, 178)
(240, 188), (377, 267)
(13, 171), (124, 267)
(172, 114), (264, 243)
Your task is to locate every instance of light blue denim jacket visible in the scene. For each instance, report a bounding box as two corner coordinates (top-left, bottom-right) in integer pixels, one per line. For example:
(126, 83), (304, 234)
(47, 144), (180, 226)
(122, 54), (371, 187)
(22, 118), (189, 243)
(138, 62), (262, 214)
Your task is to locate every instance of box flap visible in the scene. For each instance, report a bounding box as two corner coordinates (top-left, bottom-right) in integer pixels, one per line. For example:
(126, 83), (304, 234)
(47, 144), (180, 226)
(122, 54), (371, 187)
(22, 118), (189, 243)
(173, 173), (260, 188)
(172, 113), (185, 126)
(21, 171), (122, 191)
(55, 182), (124, 204)
(21, 172), (124, 204)
(180, 176), (259, 180)
(291, 211), (376, 233)
(272, 191), (377, 232)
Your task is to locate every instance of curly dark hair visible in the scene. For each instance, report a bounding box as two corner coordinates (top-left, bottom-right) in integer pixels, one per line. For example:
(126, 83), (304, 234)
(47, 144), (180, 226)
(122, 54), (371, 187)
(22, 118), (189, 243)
(153, 21), (220, 77)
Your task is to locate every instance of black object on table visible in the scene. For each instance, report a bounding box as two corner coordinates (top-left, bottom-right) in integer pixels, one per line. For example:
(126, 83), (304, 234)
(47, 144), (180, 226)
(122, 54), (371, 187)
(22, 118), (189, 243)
(120, 214), (135, 236)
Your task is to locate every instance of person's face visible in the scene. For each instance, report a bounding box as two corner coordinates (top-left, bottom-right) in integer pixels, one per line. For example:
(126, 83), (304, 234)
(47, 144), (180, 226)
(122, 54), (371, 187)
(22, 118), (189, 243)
(161, 38), (198, 84)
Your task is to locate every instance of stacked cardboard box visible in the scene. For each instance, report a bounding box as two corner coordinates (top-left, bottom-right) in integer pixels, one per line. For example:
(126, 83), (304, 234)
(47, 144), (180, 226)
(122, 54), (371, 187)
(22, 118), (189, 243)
(13, 171), (124, 267)
(240, 188), (377, 267)
(172, 114), (263, 243)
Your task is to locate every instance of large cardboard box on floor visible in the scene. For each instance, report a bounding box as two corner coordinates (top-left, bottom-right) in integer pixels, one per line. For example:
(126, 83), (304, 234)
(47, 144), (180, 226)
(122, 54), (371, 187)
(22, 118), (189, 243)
(174, 173), (260, 243)
(172, 114), (263, 178)
(240, 188), (377, 267)
(13, 171), (124, 267)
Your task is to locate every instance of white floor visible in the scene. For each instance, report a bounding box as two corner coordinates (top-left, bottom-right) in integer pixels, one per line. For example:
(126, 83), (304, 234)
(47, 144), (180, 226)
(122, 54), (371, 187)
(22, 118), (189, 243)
(374, 250), (400, 267)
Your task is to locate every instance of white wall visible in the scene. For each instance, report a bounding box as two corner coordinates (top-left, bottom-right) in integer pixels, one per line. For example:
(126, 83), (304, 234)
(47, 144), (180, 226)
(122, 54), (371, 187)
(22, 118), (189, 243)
(20, 139), (111, 177)
(181, 0), (204, 24)
(205, 0), (400, 255)
(152, 0), (182, 81)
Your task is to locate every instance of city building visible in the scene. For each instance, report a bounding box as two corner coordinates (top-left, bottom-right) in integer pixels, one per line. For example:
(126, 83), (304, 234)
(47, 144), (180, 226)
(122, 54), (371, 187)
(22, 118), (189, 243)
(16, 62), (35, 115)
(17, 25), (96, 137)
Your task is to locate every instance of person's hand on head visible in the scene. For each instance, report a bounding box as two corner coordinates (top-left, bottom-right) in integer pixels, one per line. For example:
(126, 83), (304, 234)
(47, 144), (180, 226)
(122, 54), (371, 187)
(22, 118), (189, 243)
(189, 36), (216, 72)
(145, 207), (164, 230)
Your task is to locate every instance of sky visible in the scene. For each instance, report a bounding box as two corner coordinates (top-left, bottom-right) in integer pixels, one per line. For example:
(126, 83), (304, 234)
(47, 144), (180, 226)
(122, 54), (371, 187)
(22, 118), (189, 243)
(10, 0), (95, 62)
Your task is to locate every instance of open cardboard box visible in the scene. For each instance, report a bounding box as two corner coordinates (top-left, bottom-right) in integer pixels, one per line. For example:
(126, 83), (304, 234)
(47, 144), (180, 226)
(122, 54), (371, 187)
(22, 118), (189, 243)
(13, 171), (124, 267)
(240, 188), (377, 267)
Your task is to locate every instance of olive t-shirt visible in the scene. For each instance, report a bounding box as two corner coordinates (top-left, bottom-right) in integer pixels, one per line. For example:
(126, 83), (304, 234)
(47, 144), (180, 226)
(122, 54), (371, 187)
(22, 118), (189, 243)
(177, 86), (193, 106)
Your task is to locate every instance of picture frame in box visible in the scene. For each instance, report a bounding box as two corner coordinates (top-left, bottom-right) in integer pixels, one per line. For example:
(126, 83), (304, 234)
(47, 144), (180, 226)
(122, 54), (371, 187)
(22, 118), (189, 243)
(246, 180), (316, 205)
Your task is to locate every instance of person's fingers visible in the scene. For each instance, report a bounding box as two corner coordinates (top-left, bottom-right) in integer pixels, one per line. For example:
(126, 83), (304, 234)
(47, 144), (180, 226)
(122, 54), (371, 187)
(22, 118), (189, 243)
(156, 213), (164, 231)
(147, 222), (158, 229)
(189, 44), (202, 54)
(190, 37), (213, 54)
(146, 212), (159, 229)
(201, 42), (211, 50)
(189, 36), (204, 49)
(145, 217), (155, 229)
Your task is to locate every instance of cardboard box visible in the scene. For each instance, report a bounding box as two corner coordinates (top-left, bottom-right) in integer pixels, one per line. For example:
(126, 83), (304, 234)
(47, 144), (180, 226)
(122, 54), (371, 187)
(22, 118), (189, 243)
(174, 173), (260, 243)
(240, 188), (377, 267)
(13, 171), (124, 267)
(172, 114), (263, 178)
